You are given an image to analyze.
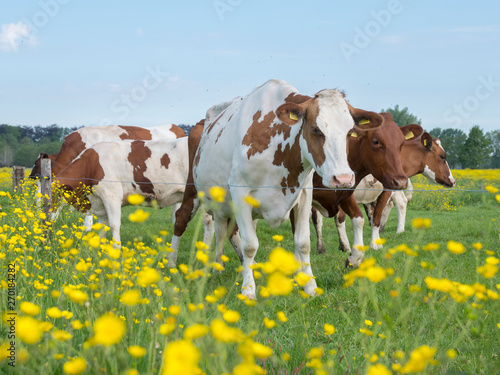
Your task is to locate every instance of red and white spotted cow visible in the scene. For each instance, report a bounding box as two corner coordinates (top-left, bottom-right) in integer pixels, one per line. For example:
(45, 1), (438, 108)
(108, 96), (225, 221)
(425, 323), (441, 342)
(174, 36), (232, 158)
(29, 124), (185, 227)
(55, 137), (190, 244)
(190, 79), (386, 299)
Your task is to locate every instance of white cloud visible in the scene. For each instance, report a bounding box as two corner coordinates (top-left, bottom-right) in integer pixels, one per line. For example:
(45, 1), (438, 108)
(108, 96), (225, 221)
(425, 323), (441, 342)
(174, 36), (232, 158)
(0, 21), (37, 52)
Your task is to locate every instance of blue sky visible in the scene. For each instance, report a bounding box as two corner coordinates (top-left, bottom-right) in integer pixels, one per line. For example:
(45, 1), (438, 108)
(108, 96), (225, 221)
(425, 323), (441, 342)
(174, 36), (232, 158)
(1, 1), (499, 133)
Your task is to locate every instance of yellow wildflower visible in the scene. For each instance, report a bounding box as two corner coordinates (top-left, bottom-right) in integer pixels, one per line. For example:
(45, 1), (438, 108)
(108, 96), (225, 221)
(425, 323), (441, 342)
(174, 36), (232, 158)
(209, 186), (226, 203)
(324, 323), (335, 335)
(68, 290), (88, 304)
(263, 317), (276, 329)
(244, 195), (260, 207)
(184, 323), (209, 339)
(17, 316), (43, 344)
(20, 301), (40, 316)
(93, 313), (126, 346)
(162, 340), (202, 375)
(447, 241), (465, 255)
(277, 311), (288, 322)
(266, 272), (294, 296)
(411, 218), (431, 229)
(128, 345), (147, 358)
(127, 194), (145, 205)
(137, 267), (160, 287)
(120, 290), (141, 306)
(367, 363), (391, 375)
(223, 310), (241, 323)
(63, 357), (87, 375)
(129, 208), (150, 223)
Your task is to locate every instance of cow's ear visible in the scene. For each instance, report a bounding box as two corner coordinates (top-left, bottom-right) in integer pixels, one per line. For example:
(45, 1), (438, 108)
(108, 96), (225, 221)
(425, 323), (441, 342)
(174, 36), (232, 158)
(400, 124), (423, 142)
(347, 128), (364, 139)
(276, 103), (303, 125)
(349, 107), (383, 129)
(421, 132), (433, 151)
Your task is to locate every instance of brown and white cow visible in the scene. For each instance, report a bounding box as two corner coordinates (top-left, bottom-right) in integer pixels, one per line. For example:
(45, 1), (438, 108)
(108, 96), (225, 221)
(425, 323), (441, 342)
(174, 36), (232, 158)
(315, 133), (455, 253)
(55, 137), (190, 244)
(29, 124), (185, 177)
(307, 113), (423, 266)
(29, 124), (185, 227)
(186, 79), (388, 299)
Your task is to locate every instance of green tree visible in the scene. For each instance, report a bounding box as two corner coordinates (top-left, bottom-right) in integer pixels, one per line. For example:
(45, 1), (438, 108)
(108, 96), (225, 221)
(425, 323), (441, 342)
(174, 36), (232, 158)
(486, 130), (500, 168)
(460, 126), (492, 169)
(380, 104), (421, 127)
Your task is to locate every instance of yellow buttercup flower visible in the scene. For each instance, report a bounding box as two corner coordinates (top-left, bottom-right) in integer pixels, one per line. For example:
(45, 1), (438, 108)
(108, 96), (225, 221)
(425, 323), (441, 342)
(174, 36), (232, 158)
(277, 311), (288, 322)
(20, 301), (40, 316)
(93, 313), (126, 346)
(162, 339), (202, 375)
(367, 363), (391, 375)
(120, 290), (141, 306)
(137, 267), (160, 287)
(411, 218), (431, 229)
(129, 208), (150, 223)
(272, 235), (284, 242)
(447, 241), (465, 255)
(294, 272), (312, 287)
(17, 316), (43, 344)
(63, 357), (87, 375)
(68, 290), (88, 304)
(209, 186), (226, 203)
(52, 329), (72, 341)
(128, 345), (147, 358)
(223, 310), (241, 323)
(244, 195), (260, 208)
(263, 317), (276, 329)
(267, 247), (300, 275)
(168, 305), (181, 316)
(127, 194), (145, 205)
(266, 272), (294, 296)
(485, 185), (498, 193)
(184, 323), (209, 340)
(324, 323), (335, 335)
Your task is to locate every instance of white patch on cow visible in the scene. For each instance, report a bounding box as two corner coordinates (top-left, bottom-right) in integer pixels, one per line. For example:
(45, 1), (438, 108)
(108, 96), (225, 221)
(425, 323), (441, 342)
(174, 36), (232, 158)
(422, 165), (437, 183)
(309, 90), (355, 188)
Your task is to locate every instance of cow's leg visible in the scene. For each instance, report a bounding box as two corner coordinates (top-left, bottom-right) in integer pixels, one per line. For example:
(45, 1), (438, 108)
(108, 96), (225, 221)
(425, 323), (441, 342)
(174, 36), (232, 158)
(214, 218), (229, 267)
(171, 202), (181, 224)
(201, 212), (215, 249)
(230, 189), (260, 299)
(170, 188), (200, 266)
(292, 189), (317, 296)
(363, 204), (373, 223)
(102, 200), (122, 246)
(392, 191), (408, 233)
(379, 199), (393, 232)
(311, 208), (326, 254)
(370, 191), (392, 250)
(50, 204), (64, 223)
(340, 195), (365, 267)
(83, 212), (94, 231)
(335, 207), (351, 252)
(228, 222), (244, 264)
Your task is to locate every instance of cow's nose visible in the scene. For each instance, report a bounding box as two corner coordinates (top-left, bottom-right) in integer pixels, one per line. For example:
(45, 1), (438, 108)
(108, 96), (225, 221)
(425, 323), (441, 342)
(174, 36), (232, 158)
(332, 174), (354, 188)
(392, 177), (408, 190)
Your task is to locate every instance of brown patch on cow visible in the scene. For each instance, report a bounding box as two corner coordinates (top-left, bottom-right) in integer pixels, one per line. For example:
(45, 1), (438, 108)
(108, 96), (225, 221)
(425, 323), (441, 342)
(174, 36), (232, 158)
(160, 153), (171, 169)
(118, 126), (153, 141)
(284, 92), (312, 105)
(301, 99), (326, 168)
(205, 112), (225, 135)
(273, 132), (304, 195)
(242, 111), (292, 159)
(215, 128), (225, 144)
(170, 124), (187, 138)
(128, 141), (155, 195)
(52, 131), (86, 175)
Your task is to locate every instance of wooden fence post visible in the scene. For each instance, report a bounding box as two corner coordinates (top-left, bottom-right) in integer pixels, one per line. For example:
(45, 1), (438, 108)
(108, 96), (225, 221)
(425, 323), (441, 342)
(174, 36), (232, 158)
(40, 159), (52, 219)
(12, 166), (25, 193)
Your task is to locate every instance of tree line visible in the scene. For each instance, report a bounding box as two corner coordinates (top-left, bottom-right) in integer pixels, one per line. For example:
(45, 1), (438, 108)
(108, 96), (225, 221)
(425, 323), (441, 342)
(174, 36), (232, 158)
(0, 112), (498, 169)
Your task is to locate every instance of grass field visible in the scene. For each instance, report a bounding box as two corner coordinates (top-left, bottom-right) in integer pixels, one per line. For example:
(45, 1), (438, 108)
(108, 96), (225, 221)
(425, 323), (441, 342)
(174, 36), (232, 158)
(0, 169), (499, 374)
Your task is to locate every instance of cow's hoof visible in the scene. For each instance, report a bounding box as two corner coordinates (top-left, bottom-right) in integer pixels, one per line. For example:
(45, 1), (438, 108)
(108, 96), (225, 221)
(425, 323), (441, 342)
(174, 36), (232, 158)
(339, 244), (351, 253)
(317, 246), (326, 254)
(345, 257), (362, 268)
(304, 281), (318, 297)
(370, 242), (383, 250)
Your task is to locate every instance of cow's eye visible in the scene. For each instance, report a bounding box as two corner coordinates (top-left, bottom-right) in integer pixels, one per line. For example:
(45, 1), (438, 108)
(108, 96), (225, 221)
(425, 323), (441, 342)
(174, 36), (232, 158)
(311, 126), (323, 136)
(440, 155), (446, 161)
(372, 139), (380, 145)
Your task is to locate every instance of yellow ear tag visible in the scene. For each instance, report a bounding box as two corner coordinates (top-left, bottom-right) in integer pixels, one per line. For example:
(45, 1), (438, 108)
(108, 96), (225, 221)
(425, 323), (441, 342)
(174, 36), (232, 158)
(423, 139), (428, 146)
(289, 112), (298, 121)
(404, 131), (414, 140)
(350, 131), (358, 138)
(359, 119), (370, 125)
